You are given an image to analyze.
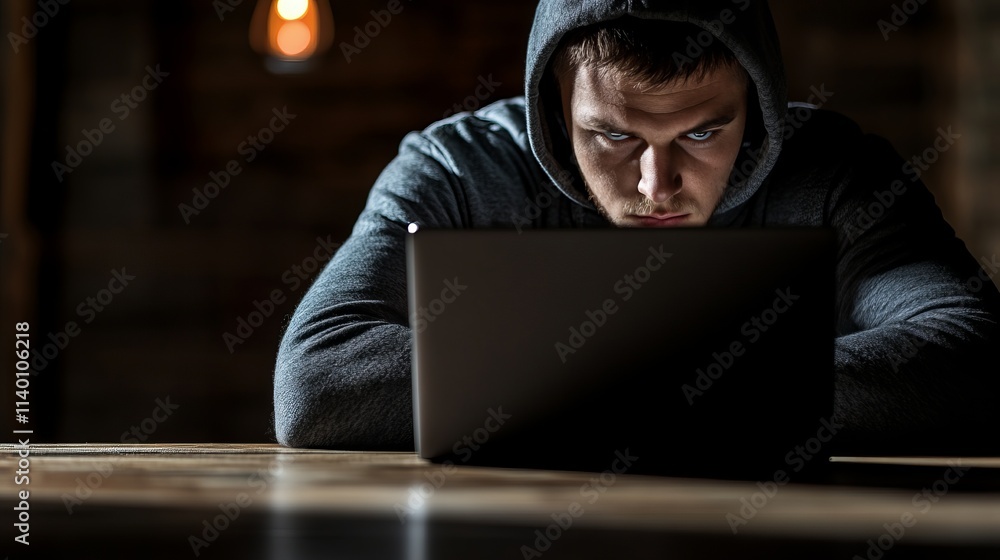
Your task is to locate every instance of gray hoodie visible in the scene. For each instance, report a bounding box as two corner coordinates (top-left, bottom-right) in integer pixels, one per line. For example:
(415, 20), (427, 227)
(273, 0), (1000, 454)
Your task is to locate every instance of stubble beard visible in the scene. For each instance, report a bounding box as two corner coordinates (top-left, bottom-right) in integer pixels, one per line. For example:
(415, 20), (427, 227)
(584, 181), (713, 227)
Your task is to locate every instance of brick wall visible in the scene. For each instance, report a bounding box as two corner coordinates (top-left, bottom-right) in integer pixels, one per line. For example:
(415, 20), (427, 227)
(3, 0), (994, 443)
(29, 0), (538, 443)
(774, 0), (961, 232)
(956, 0), (1000, 265)
(775, 0), (998, 286)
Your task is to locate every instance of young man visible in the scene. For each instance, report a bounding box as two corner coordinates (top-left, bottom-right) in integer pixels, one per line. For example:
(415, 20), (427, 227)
(274, 0), (1000, 455)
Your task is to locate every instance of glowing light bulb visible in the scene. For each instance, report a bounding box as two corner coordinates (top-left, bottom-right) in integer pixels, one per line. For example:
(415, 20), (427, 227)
(276, 0), (309, 20)
(276, 21), (312, 56)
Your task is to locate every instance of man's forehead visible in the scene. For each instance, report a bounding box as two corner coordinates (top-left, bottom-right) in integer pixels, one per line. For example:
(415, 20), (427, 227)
(565, 63), (745, 119)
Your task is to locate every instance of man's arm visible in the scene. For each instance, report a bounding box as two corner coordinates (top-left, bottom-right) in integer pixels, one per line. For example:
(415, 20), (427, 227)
(273, 131), (465, 450)
(829, 133), (1000, 455)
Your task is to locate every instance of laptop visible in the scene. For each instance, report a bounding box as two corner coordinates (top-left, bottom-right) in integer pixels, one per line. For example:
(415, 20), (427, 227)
(406, 227), (836, 480)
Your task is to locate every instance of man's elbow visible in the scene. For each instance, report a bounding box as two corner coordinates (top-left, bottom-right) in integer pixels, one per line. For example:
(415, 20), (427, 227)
(273, 383), (328, 449)
(273, 353), (415, 451)
(272, 346), (337, 448)
(274, 398), (415, 451)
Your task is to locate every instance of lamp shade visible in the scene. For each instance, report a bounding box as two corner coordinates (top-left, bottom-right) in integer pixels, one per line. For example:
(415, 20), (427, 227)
(249, 0), (334, 66)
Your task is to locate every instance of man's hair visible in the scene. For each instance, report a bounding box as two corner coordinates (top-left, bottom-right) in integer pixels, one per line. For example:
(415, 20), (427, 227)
(551, 16), (746, 89)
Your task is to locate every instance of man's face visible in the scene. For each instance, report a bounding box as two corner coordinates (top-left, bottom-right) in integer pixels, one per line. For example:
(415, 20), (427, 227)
(558, 62), (748, 227)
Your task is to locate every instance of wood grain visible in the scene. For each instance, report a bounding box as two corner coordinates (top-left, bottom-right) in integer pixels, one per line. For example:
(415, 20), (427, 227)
(3, 444), (1000, 543)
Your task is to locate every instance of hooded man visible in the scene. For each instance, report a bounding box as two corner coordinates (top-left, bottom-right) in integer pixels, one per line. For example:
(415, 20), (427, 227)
(273, 0), (1000, 456)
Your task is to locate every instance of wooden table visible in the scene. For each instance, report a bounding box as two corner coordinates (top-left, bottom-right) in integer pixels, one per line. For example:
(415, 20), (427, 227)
(2, 444), (1000, 558)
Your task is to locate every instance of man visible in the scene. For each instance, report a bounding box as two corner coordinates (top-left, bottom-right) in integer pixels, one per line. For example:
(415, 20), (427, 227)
(273, 0), (1000, 455)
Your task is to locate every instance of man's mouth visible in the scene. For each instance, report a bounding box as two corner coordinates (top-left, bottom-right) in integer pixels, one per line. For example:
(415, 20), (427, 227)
(629, 213), (691, 227)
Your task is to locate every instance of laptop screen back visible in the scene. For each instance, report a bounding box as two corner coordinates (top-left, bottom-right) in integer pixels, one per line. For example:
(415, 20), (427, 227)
(407, 227), (836, 479)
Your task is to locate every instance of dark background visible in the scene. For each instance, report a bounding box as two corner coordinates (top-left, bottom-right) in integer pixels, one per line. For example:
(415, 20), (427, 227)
(1, 0), (997, 444)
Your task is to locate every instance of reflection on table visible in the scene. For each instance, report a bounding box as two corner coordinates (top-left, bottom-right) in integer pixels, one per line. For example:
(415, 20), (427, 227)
(2, 444), (1000, 559)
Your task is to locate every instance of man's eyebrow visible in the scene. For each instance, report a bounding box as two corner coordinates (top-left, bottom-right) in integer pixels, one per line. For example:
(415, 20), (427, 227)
(577, 113), (737, 135)
(578, 115), (625, 132)
(678, 114), (736, 136)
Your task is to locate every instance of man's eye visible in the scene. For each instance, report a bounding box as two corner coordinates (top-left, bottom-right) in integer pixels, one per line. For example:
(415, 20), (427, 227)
(686, 130), (715, 142)
(602, 131), (631, 142)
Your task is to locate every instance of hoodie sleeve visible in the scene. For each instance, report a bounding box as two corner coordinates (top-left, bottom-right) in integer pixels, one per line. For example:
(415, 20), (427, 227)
(828, 132), (1000, 455)
(273, 130), (465, 450)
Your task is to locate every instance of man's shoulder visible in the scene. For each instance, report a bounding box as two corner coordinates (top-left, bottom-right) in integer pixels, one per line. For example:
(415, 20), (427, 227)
(771, 105), (906, 183)
(757, 105), (908, 225)
(414, 97), (532, 160)
(781, 104), (866, 155)
(379, 97), (567, 227)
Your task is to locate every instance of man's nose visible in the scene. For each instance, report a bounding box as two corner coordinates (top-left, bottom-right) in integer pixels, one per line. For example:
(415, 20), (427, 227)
(636, 144), (682, 204)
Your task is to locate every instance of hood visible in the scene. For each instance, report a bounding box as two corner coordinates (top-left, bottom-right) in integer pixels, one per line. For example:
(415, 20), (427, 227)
(524, 0), (788, 217)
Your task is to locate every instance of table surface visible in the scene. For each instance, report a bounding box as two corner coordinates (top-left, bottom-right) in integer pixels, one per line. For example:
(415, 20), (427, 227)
(2, 444), (1000, 559)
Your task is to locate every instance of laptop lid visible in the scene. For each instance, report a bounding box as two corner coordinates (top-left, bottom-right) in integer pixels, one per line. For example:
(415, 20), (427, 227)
(407, 227), (835, 480)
